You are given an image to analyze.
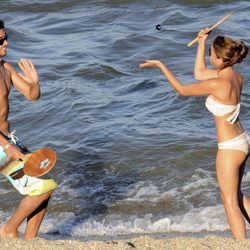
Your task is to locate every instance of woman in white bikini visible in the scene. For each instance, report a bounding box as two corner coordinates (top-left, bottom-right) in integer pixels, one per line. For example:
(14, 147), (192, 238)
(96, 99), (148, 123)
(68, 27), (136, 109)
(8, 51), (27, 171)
(139, 28), (249, 240)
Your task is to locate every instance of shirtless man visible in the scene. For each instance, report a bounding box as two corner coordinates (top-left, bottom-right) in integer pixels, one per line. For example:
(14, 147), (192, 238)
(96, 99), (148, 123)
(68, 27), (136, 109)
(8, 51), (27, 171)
(0, 20), (57, 240)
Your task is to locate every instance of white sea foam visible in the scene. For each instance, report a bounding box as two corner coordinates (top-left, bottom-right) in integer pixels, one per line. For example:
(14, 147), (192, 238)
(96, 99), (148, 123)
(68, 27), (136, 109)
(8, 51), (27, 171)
(70, 206), (230, 236)
(181, 168), (216, 191)
(170, 206), (228, 232)
(126, 181), (159, 202)
(243, 171), (250, 182)
(124, 170), (217, 205)
(35, 205), (234, 237)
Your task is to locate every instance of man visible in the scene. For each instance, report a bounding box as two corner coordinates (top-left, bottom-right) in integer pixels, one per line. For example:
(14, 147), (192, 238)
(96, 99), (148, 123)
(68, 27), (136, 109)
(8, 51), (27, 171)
(0, 20), (57, 240)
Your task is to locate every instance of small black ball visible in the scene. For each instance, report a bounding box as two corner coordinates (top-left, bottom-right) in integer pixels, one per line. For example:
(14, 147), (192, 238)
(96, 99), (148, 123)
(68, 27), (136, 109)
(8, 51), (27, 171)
(156, 24), (162, 30)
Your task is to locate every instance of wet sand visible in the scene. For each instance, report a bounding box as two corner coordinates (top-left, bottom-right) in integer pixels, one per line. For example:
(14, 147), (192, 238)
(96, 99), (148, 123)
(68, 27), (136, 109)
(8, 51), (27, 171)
(1, 235), (250, 250)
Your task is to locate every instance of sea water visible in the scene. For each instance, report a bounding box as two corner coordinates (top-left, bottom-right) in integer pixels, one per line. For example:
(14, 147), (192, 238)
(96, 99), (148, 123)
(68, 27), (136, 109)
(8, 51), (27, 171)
(0, 0), (250, 239)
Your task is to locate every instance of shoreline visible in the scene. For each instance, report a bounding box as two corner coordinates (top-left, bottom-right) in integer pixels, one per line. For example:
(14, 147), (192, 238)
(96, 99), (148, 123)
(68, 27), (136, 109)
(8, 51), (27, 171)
(37, 229), (233, 242)
(2, 231), (250, 250)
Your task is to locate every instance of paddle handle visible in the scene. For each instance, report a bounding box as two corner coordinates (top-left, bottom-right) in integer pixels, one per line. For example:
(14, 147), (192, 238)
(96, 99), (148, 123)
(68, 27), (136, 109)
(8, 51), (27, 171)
(187, 12), (232, 47)
(187, 37), (200, 48)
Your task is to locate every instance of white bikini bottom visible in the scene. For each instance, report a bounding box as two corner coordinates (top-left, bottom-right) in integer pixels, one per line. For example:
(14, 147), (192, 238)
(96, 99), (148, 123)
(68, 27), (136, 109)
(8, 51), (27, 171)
(218, 132), (250, 155)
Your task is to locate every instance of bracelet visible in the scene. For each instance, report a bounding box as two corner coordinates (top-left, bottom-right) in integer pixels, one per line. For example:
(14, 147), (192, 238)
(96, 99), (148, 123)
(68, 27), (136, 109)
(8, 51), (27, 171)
(3, 143), (11, 153)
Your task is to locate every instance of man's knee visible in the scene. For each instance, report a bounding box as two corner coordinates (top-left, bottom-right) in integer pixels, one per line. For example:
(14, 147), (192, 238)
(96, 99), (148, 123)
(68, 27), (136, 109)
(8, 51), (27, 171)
(37, 190), (53, 201)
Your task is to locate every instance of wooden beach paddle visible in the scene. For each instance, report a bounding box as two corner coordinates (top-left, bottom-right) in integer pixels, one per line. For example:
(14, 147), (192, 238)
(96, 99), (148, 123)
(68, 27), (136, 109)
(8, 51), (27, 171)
(23, 148), (57, 177)
(187, 11), (232, 47)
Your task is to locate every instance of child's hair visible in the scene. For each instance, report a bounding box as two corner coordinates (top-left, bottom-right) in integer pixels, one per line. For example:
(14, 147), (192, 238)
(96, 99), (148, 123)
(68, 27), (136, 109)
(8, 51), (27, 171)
(213, 36), (248, 69)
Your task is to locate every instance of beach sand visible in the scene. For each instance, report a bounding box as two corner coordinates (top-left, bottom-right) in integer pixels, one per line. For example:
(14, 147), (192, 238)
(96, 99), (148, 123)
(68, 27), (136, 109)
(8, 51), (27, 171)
(1, 235), (250, 250)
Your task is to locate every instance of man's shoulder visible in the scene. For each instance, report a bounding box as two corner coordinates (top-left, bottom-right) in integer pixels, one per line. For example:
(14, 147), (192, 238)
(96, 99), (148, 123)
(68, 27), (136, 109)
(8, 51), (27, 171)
(2, 60), (15, 72)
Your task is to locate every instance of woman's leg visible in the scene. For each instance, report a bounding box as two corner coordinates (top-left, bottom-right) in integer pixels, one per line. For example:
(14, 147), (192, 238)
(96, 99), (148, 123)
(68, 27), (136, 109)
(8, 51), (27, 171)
(0, 191), (52, 239)
(216, 149), (247, 240)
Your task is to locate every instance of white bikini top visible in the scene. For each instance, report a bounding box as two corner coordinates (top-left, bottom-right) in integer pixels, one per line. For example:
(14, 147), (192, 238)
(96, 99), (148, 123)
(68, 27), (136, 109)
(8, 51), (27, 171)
(205, 95), (240, 124)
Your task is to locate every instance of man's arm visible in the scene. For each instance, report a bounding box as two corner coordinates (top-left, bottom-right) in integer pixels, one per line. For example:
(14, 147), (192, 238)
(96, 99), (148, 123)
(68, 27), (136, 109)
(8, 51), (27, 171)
(0, 134), (25, 161)
(4, 59), (40, 101)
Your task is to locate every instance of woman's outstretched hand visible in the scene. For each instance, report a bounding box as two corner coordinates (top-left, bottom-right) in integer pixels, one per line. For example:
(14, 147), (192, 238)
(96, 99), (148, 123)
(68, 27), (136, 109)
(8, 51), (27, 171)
(139, 60), (163, 68)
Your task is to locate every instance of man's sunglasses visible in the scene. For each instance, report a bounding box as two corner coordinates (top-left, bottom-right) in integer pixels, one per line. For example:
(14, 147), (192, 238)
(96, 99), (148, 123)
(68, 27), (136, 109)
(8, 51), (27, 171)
(0, 34), (8, 45)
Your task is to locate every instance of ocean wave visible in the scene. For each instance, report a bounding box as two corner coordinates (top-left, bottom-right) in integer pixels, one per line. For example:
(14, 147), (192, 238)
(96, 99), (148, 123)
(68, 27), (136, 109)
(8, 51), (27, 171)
(39, 205), (232, 237)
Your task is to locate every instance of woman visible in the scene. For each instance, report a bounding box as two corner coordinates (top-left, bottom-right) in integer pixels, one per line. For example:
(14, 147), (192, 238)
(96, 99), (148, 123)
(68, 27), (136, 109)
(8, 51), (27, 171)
(139, 29), (250, 240)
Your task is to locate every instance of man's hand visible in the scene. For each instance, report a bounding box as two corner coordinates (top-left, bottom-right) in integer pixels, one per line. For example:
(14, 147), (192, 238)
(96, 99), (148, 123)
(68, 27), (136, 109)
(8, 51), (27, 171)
(18, 58), (39, 86)
(5, 144), (26, 161)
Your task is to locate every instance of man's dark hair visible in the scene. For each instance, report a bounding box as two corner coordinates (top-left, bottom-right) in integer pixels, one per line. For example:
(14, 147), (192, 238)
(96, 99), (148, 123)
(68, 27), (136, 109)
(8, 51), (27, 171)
(0, 20), (5, 29)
